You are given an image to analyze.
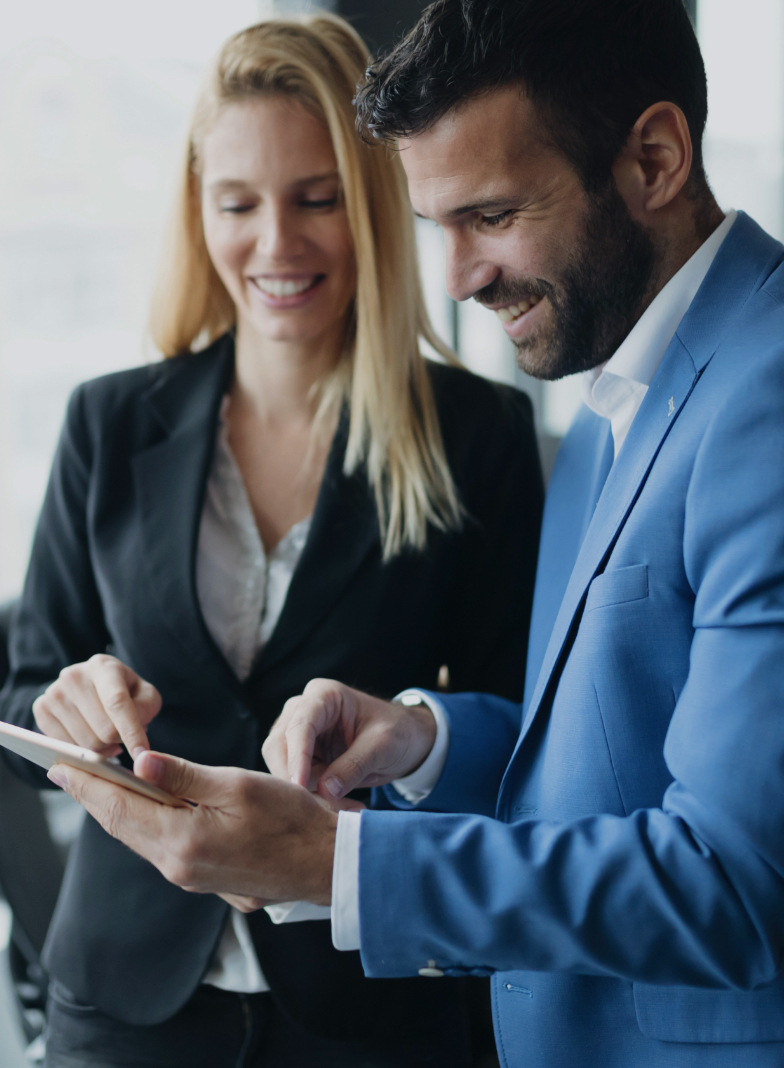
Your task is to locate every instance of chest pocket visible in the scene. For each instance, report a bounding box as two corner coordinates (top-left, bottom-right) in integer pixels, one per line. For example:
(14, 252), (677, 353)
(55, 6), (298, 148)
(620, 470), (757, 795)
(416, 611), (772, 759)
(585, 564), (648, 611)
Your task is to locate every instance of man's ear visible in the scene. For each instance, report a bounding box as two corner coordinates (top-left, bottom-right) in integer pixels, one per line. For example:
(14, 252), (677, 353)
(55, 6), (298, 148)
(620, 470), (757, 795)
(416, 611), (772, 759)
(612, 102), (693, 218)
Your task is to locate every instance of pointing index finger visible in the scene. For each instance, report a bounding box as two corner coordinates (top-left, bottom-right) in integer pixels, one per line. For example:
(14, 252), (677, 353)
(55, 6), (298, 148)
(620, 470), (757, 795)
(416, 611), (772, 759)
(93, 660), (150, 758)
(287, 712), (321, 788)
(285, 692), (343, 788)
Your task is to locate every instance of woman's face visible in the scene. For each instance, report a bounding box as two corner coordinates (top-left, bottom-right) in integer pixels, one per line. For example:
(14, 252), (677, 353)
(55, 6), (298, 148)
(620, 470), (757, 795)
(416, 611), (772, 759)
(200, 96), (356, 348)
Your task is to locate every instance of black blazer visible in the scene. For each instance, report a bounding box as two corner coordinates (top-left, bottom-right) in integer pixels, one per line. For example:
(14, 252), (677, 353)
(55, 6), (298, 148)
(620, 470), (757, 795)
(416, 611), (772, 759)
(1, 335), (543, 1041)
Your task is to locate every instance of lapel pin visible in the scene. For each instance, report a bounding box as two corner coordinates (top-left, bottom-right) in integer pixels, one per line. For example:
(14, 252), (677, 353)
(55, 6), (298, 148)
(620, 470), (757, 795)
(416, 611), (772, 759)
(668, 396), (675, 417)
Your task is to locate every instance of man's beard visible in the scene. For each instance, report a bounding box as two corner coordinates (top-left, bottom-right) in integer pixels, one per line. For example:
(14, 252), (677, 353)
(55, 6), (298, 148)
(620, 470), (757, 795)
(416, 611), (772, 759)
(476, 183), (657, 381)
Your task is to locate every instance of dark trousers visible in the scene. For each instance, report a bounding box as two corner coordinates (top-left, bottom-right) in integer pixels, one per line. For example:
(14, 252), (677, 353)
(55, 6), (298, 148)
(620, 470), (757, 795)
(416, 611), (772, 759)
(44, 981), (477, 1068)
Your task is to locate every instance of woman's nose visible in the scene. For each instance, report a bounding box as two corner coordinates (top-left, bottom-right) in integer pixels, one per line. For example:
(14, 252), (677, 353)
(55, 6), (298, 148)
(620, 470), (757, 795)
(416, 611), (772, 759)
(255, 205), (305, 260)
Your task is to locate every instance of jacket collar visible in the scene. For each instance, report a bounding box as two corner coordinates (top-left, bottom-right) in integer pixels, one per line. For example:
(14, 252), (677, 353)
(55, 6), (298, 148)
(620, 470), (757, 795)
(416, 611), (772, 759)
(131, 338), (237, 684)
(131, 335), (378, 690)
(503, 213), (784, 789)
(250, 410), (379, 679)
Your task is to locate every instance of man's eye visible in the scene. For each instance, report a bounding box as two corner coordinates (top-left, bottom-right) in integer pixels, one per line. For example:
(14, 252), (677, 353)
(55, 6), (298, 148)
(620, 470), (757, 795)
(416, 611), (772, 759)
(482, 210), (515, 227)
(220, 203), (255, 214)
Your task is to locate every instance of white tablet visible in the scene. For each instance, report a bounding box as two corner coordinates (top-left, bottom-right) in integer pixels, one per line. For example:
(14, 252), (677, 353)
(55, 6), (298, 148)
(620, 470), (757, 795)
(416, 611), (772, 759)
(0, 720), (189, 808)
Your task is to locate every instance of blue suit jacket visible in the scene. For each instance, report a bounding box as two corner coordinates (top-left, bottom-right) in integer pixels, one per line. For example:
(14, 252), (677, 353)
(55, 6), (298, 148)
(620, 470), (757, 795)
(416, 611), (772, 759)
(358, 213), (784, 1067)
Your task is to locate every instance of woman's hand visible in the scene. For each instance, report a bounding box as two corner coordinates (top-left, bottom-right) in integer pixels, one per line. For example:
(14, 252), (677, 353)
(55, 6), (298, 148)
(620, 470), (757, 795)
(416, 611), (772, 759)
(33, 654), (162, 758)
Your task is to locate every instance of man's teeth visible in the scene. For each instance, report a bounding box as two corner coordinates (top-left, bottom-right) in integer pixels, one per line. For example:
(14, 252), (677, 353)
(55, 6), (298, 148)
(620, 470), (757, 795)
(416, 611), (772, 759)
(254, 277), (316, 297)
(495, 294), (541, 323)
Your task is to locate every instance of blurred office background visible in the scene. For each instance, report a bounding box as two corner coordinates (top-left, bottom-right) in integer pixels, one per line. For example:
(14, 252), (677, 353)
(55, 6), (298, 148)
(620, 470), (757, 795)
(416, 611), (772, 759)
(0, 0), (783, 1061)
(0, 0), (783, 604)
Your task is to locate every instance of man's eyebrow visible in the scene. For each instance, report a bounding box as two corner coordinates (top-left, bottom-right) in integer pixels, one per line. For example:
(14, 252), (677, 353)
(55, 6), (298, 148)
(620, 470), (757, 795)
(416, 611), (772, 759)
(207, 171), (340, 192)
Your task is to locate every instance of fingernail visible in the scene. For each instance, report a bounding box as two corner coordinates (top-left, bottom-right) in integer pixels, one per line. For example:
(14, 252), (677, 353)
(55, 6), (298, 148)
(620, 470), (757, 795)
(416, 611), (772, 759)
(323, 777), (343, 797)
(47, 766), (68, 789)
(131, 746), (147, 759)
(135, 752), (164, 781)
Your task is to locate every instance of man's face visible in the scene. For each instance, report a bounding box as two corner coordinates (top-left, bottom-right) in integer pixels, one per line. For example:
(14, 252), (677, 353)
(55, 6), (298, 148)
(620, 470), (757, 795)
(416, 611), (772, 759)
(400, 86), (656, 380)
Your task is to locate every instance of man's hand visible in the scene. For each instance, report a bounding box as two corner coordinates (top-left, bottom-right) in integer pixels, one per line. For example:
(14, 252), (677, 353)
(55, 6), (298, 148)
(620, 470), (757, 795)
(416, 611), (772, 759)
(262, 679), (437, 801)
(47, 750), (337, 905)
(33, 655), (161, 759)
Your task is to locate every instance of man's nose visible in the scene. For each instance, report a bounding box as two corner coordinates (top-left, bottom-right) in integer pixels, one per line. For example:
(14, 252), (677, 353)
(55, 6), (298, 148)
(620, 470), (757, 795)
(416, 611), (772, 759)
(444, 231), (498, 303)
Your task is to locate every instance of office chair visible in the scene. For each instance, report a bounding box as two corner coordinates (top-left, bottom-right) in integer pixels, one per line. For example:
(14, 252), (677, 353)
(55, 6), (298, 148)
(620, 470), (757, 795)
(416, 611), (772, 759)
(0, 600), (66, 1045)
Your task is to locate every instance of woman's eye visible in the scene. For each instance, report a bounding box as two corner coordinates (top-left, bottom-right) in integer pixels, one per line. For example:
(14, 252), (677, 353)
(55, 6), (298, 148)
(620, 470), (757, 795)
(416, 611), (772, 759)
(301, 197), (339, 209)
(482, 209), (515, 228)
(220, 203), (255, 214)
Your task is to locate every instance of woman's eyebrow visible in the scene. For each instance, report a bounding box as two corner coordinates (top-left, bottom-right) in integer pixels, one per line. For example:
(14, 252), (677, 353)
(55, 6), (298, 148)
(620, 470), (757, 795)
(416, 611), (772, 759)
(293, 170), (341, 187)
(206, 179), (252, 192)
(207, 171), (340, 192)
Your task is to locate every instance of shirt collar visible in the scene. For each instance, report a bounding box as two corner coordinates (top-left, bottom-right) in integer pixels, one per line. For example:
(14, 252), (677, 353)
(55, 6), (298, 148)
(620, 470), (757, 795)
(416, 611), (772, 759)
(582, 209), (737, 415)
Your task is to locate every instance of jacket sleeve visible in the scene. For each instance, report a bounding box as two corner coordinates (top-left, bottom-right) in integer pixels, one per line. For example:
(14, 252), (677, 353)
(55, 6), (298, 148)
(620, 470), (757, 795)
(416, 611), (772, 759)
(0, 385), (111, 787)
(359, 349), (784, 991)
(381, 690), (522, 817)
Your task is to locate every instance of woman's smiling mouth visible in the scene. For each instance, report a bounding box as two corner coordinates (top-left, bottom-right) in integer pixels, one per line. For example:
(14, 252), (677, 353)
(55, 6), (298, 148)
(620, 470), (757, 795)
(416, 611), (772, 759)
(250, 273), (326, 307)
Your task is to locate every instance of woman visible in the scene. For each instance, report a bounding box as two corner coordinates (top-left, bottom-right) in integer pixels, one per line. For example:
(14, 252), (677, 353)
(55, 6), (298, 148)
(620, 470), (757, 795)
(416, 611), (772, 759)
(1, 14), (543, 1068)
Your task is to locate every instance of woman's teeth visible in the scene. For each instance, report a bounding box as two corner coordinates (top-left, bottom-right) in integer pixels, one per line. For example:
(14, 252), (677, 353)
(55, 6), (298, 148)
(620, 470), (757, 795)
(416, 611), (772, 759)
(254, 276), (318, 297)
(495, 294), (541, 323)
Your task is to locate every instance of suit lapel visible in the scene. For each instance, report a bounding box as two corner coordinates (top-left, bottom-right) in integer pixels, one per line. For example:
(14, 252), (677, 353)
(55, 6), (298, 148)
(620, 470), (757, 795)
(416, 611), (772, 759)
(521, 338), (699, 735)
(523, 412), (612, 710)
(131, 340), (238, 679)
(504, 212), (784, 792)
(249, 409), (379, 678)
(131, 342), (379, 687)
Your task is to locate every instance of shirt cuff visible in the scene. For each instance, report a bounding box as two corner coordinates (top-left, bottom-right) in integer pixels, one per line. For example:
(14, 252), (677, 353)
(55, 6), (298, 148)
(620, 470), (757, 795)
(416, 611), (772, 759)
(264, 901), (332, 924)
(390, 689), (450, 803)
(331, 809), (362, 951)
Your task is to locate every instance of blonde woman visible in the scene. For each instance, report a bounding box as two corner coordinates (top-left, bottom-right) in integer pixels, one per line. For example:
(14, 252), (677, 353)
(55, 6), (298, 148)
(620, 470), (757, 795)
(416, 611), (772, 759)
(1, 14), (543, 1068)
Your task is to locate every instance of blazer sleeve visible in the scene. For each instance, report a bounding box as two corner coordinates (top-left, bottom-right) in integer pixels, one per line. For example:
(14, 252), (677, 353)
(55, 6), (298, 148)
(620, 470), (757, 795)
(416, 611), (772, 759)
(358, 349), (784, 990)
(0, 385), (111, 787)
(384, 690), (522, 818)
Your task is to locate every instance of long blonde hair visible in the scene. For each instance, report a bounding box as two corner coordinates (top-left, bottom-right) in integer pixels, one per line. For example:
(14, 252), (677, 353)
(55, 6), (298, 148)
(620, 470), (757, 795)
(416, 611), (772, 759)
(150, 13), (462, 558)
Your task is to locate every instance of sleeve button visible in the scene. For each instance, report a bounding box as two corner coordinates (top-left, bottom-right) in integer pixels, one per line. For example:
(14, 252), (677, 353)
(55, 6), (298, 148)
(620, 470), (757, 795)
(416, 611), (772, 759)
(418, 960), (445, 977)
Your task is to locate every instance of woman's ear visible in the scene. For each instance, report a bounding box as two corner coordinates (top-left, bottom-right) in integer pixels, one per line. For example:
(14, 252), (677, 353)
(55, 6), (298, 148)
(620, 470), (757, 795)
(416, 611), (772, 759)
(612, 102), (693, 219)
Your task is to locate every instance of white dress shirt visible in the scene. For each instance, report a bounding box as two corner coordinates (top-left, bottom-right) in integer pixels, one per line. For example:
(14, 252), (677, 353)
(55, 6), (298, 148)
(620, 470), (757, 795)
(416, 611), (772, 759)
(582, 210), (737, 457)
(197, 396), (312, 993)
(330, 209), (738, 954)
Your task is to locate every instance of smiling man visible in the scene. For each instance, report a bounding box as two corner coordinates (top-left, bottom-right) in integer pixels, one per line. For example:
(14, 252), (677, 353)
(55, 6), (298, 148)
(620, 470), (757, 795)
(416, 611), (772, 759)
(49, 2), (784, 1066)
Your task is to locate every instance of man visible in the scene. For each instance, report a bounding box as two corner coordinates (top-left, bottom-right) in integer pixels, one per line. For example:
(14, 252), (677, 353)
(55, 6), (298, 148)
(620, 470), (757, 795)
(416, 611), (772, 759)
(50, 1), (784, 1064)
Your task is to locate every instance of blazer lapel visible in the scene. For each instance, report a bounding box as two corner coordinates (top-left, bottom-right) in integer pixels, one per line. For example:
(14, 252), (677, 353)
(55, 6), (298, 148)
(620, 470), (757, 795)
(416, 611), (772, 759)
(521, 337), (699, 736)
(249, 410), (380, 679)
(131, 341), (237, 679)
(502, 212), (784, 794)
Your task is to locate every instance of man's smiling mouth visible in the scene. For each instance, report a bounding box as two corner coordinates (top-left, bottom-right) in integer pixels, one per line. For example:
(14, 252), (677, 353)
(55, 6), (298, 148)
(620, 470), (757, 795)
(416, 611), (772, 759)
(494, 294), (543, 323)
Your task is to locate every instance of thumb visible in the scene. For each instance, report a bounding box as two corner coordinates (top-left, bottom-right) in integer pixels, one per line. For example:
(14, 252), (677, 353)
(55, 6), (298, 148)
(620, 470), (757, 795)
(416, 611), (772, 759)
(133, 751), (229, 804)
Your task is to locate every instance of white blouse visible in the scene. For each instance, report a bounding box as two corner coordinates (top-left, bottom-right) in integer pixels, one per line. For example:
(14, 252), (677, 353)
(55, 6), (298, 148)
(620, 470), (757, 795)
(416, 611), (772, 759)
(196, 397), (311, 993)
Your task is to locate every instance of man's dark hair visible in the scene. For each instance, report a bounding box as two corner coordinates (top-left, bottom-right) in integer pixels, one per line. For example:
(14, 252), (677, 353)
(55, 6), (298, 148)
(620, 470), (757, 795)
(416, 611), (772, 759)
(355, 0), (709, 194)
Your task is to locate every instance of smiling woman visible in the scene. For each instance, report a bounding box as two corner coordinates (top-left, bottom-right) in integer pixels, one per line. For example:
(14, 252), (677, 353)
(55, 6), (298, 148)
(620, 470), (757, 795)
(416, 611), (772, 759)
(152, 17), (463, 558)
(0, 11), (543, 1068)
